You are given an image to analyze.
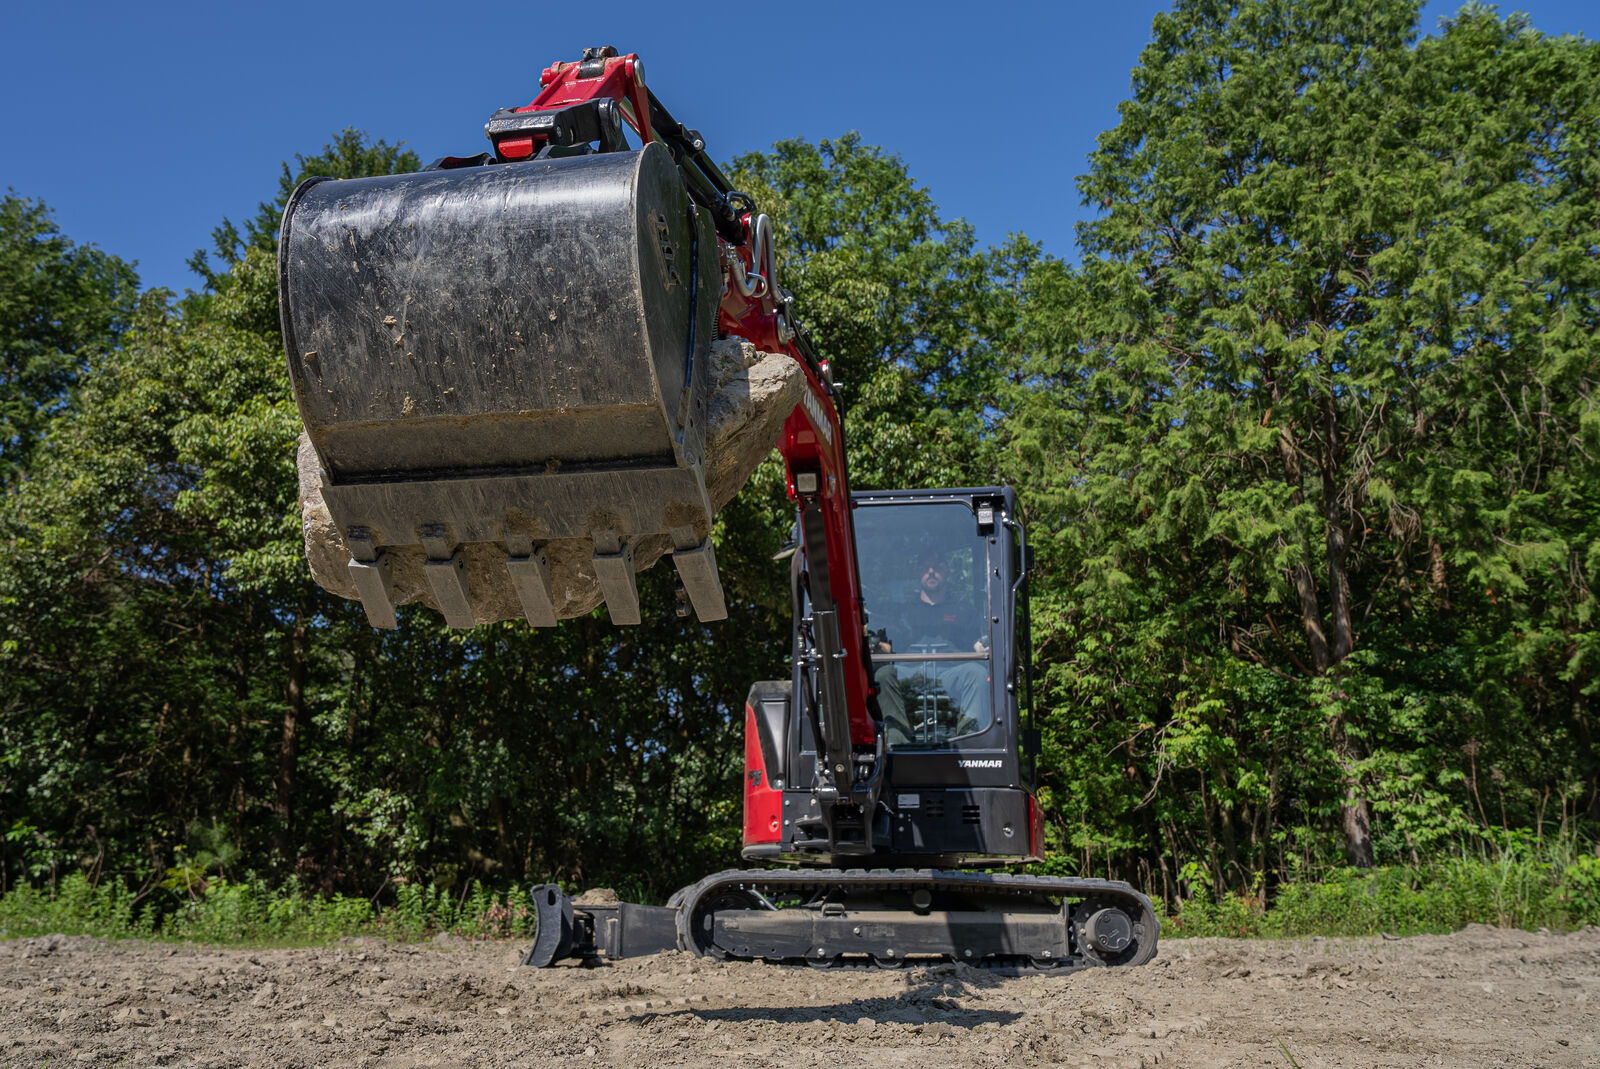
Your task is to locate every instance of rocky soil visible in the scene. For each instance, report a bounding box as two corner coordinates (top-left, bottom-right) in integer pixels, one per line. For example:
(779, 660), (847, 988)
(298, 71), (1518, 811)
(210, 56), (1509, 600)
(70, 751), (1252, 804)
(3, 925), (1597, 1067)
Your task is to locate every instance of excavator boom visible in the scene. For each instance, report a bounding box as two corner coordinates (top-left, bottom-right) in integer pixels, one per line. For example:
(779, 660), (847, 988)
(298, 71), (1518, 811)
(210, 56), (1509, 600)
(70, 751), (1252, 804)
(282, 45), (876, 797)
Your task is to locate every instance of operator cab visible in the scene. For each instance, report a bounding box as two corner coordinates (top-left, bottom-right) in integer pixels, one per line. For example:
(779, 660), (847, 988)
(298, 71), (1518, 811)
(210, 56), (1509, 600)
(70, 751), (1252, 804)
(855, 497), (995, 749)
(740, 486), (1044, 867)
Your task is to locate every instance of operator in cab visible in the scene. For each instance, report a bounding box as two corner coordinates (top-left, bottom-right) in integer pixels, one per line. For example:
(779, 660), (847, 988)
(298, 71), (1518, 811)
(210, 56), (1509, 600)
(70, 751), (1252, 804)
(871, 553), (990, 747)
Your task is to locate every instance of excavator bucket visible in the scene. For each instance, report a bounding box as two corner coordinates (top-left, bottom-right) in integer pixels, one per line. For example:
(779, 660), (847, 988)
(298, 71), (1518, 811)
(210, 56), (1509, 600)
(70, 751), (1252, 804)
(279, 142), (730, 628)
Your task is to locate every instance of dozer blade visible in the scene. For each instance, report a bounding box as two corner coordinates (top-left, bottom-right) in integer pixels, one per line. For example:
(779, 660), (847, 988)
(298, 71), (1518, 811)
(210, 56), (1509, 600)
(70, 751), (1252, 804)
(279, 142), (730, 628)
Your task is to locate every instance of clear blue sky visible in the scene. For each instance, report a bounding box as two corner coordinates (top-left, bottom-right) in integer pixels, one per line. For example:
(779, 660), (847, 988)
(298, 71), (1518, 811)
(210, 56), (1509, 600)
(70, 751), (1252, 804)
(3, 1), (1594, 296)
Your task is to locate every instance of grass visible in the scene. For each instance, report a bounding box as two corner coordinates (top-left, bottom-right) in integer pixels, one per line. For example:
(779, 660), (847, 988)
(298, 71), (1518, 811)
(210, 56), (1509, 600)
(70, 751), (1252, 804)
(0, 874), (534, 946)
(1165, 850), (1600, 939)
(3, 849), (1597, 947)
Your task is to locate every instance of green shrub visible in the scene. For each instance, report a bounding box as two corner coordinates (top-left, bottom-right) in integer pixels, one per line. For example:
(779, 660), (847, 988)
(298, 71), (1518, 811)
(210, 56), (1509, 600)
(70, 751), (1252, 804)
(4, 850), (1592, 948)
(0, 873), (155, 939)
(0, 874), (533, 946)
(1167, 845), (1596, 937)
(1562, 855), (1600, 927)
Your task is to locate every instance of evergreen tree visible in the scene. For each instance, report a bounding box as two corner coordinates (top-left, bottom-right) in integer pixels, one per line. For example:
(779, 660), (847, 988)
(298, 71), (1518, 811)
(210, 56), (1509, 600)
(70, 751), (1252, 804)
(1005, 0), (1600, 884)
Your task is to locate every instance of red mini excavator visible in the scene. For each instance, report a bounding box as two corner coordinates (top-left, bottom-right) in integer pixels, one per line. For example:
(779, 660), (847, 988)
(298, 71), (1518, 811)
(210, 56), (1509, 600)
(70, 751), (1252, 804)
(278, 47), (1158, 972)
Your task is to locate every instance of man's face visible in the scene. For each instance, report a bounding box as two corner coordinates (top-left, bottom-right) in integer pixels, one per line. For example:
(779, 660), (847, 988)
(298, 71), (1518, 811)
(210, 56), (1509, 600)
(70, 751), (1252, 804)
(918, 559), (946, 595)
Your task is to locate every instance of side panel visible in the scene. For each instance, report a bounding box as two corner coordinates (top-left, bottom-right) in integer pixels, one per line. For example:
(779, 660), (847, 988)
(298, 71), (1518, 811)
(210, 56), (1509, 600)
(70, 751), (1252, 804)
(886, 786), (1040, 862)
(742, 693), (784, 847)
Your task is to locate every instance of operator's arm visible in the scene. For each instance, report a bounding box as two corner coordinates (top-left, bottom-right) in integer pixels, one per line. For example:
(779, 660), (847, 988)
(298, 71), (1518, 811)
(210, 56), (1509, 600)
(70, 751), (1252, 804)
(968, 599), (989, 653)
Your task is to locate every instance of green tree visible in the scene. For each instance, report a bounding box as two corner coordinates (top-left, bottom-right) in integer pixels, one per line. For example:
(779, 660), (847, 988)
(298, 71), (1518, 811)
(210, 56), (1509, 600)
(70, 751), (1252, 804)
(1005, 0), (1599, 883)
(0, 125), (1035, 899)
(728, 135), (1027, 490)
(171, 132), (422, 859)
(0, 133), (421, 888)
(0, 193), (138, 486)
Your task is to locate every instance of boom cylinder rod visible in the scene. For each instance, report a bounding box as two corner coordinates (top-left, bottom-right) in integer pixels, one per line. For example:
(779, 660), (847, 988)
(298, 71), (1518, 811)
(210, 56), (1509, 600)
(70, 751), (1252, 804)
(801, 504), (855, 796)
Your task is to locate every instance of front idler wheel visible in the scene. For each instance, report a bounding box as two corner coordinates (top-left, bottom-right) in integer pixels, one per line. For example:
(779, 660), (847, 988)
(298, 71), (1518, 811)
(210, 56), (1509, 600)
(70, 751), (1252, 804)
(679, 886), (769, 961)
(1073, 896), (1156, 967)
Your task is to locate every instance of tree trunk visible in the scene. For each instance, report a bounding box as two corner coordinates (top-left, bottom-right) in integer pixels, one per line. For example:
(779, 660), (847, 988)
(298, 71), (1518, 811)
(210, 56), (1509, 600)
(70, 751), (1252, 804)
(1429, 538), (1450, 610)
(1277, 426), (1332, 671)
(1321, 464), (1354, 664)
(1281, 408), (1373, 866)
(274, 617), (309, 861)
(1317, 409), (1372, 866)
(1333, 722), (1375, 866)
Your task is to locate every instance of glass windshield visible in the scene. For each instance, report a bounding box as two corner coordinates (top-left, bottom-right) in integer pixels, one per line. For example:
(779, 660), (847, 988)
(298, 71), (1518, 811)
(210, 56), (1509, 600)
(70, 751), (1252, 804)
(854, 502), (991, 748)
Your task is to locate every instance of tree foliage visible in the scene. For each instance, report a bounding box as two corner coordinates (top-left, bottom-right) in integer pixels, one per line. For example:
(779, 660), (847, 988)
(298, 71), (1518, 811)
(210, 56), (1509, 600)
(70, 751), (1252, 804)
(1004, 0), (1599, 890)
(728, 135), (1039, 490)
(0, 193), (139, 487)
(2, 2), (1596, 908)
(0, 129), (1004, 898)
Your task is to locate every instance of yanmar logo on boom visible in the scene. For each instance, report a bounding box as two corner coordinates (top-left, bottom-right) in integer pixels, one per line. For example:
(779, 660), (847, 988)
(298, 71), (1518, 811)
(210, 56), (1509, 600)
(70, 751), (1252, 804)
(800, 388), (835, 447)
(958, 759), (1003, 769)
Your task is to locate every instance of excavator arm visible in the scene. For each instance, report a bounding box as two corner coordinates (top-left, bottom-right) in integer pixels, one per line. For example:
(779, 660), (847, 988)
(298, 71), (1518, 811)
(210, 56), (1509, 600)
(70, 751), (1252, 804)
(280, 46), (881, 846)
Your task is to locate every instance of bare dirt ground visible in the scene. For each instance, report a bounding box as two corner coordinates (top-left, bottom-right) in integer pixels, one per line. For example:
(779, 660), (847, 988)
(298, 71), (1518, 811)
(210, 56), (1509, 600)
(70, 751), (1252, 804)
(3, 925), (1596, 1068)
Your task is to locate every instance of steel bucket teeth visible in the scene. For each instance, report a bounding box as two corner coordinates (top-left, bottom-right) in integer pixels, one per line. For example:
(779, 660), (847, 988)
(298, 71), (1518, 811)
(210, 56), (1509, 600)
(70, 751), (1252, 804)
(280, 143), (728, 627)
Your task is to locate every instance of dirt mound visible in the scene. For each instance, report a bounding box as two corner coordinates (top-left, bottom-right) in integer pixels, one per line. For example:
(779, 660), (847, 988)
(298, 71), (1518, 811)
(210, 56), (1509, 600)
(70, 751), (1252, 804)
(3, 926), (1596, 1066)
(573, 888), (622, 906)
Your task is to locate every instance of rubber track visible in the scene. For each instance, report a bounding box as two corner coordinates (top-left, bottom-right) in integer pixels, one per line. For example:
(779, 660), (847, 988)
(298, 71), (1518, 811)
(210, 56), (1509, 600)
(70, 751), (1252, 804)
(672, 867), (1159, 972)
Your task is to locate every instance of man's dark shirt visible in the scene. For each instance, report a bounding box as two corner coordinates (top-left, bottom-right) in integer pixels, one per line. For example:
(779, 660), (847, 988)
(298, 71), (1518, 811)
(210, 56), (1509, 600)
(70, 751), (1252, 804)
(884, 595), (980, 653)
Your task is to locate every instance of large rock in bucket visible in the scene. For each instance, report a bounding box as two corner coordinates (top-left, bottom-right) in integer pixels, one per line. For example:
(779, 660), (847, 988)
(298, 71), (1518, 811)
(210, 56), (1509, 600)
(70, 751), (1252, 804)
(298, 340), (805, 627)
